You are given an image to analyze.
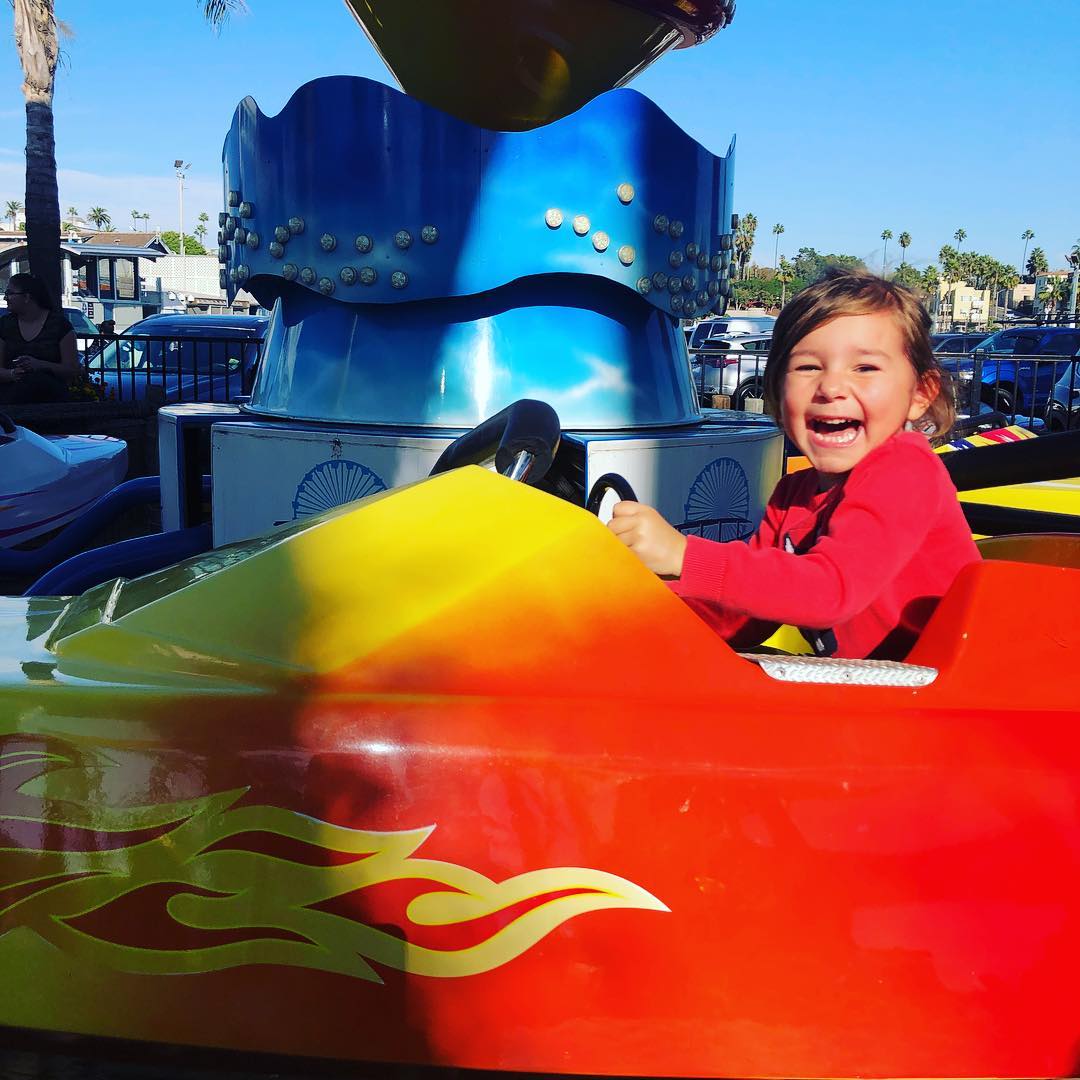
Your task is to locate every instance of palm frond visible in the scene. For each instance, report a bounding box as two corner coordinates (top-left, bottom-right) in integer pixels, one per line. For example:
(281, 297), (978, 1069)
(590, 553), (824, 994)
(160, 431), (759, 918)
(199, 0), (248, 27)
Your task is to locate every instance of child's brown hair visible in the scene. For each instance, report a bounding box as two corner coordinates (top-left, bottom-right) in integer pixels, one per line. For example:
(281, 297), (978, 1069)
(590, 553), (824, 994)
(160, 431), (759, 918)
(762, 269), (955, 438)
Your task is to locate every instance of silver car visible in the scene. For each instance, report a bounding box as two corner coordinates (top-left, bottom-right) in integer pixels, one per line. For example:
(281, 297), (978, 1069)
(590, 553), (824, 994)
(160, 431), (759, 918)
(689, 333), (773, 409)
(688, 316), (776, 354)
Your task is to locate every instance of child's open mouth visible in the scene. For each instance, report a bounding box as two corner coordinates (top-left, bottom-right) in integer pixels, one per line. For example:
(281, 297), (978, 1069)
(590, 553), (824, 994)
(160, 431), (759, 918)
(808, 417), (863, 447)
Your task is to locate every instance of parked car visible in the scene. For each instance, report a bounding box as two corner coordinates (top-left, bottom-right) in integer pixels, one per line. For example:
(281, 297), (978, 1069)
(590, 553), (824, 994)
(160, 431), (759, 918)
(689, 333), (772, 408)
(930, 332), (987, 355)
(87, 313), (268, 403)
(1046, 359), (1080, 432)
(972, 326), (1080, 415)
(688, 315), (775, 353)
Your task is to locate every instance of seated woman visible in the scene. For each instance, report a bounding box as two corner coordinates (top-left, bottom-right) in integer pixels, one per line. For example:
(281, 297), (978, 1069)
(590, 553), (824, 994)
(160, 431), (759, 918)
(0, 272), (80, 404)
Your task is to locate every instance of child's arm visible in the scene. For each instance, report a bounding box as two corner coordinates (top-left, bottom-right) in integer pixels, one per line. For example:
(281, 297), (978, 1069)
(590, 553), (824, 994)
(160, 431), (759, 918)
(676, 437), (948, 628)
(608, 494), (787, 646)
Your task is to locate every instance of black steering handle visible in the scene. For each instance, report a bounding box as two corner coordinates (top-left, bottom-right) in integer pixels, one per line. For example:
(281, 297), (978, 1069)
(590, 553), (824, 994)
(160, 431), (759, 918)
(430, 399), (561, 485)
(586, 472), (638, 515)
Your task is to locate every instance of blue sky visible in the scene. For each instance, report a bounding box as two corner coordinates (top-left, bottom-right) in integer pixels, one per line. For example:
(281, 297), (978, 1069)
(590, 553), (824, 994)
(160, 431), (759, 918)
(1, 0), (1077, 272)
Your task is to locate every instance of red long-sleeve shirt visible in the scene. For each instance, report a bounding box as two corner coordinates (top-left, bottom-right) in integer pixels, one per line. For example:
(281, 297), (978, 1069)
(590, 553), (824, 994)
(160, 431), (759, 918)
(668, 431), (981, 659)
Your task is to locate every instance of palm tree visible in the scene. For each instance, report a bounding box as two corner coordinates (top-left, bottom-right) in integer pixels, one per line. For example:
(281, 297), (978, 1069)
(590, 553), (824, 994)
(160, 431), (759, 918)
(11, 1), (246, 305)
(1027, 246), (1049, 279)
(130, 208), (141, 229)
(1041, 277), (1064, 315)
(898, 231), (911, 267)
(1066, 239), (1080, 315)
(999, 267), (1020, 320)
(5, 199), (23, 229)
(734, 211), (757, 280)
(1020, 229), (1034, 278)
(776, 256), (795, 307)
(87, 206), (111, 230)
(938, 244), (960, 284)
(772, 222), (785, 270)
(880, 229), (893, 273)
(953, 227), (967, 251)
(195, 210), (210, 245)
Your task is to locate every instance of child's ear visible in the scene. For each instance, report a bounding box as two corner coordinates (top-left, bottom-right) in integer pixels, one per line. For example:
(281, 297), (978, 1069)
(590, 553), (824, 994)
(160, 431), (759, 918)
(908, 371), (939, 421)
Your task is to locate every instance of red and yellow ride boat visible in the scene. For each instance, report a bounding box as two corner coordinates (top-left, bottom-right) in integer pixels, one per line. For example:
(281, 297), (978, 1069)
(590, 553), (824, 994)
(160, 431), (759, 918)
(3, 457), (1080, 1079)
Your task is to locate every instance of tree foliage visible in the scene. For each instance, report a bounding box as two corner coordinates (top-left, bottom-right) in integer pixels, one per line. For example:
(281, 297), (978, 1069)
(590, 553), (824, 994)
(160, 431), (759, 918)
(891, 264), (922, 291)
(790, 247), (865, 286)
(1026, 247), (1049, 278)
(732, 276), (792, 310)
(159, 229), (208, 256)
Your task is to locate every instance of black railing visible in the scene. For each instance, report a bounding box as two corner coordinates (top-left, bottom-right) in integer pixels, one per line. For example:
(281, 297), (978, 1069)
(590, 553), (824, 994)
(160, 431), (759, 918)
(78, 333), (265, 405)
(937, 350), (1080, 434)
(689, 346), (769, 412)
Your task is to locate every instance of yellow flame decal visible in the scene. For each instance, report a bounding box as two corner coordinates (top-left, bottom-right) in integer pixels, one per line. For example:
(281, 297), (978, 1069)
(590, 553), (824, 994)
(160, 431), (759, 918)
(0, 746), (667, 981)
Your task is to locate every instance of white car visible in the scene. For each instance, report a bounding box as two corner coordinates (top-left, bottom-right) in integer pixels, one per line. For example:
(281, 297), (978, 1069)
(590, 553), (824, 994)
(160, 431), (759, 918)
(689, 333), (772, 408)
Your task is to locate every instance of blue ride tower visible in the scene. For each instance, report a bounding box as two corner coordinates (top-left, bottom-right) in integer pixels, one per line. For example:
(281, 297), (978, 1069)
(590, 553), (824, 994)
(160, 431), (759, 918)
(160, 0), (782, 546)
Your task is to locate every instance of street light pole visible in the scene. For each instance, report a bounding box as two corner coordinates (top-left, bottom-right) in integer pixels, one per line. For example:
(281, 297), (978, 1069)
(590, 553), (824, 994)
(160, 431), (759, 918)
(174, 159), (191, 309)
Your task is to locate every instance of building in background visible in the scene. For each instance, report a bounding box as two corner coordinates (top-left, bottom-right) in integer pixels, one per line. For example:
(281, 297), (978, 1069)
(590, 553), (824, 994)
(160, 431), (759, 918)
(935, 280), (992, 330)
(0, 230), (170, 330)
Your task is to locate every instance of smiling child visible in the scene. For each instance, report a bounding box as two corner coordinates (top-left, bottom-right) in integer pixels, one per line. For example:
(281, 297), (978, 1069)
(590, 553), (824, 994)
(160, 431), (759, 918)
(608, 269), (980, 660)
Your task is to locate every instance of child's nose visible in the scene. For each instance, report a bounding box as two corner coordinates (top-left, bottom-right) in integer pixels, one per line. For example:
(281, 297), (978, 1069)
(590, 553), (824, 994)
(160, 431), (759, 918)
(815, 373), (849, 399)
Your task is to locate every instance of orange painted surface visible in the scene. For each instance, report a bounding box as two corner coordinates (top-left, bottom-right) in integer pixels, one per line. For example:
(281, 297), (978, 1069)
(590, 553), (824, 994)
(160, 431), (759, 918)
(2, 471), (1079, 1079)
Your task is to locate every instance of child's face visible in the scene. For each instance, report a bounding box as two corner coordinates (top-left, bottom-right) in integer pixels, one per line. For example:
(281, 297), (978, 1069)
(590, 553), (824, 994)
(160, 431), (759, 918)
(780, 311), (934, 487)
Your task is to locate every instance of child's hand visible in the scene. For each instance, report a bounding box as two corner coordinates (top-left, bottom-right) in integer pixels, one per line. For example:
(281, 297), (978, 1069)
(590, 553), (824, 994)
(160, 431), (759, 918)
(607, 501), (687, 577)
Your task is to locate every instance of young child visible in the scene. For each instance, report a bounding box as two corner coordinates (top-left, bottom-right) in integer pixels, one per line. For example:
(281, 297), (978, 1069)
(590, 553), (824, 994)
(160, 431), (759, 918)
(609, 270), (981, 660)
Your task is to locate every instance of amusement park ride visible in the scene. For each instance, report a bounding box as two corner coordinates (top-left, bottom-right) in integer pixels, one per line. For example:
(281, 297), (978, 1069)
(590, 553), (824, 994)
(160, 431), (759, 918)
(2, 2), (1080, 1079)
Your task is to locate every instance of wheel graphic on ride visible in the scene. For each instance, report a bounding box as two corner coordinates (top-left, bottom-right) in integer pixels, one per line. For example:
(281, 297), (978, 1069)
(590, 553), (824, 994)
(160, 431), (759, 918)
(680, 456), (753, 541)
(292, 460), (387, 519)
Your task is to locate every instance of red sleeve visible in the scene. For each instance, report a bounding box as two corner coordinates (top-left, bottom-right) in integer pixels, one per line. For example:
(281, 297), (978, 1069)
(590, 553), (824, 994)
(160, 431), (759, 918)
(673, 434), (946, 628)
(665, 477), (794, 643)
